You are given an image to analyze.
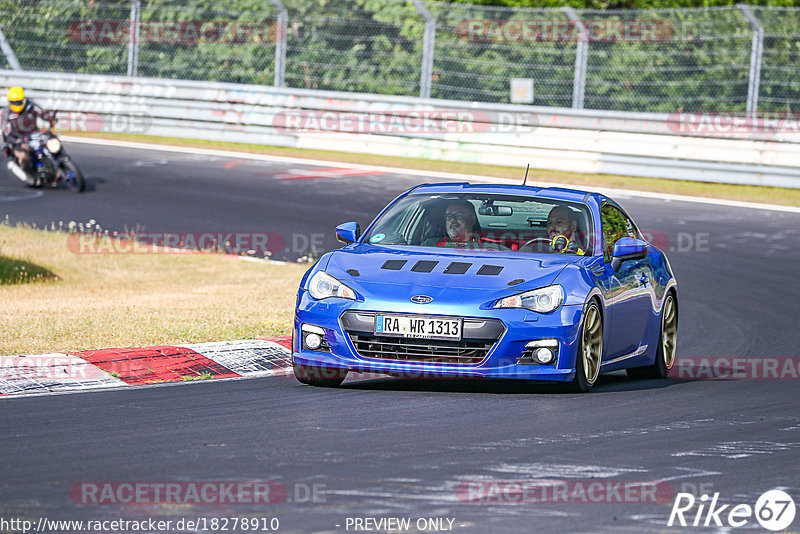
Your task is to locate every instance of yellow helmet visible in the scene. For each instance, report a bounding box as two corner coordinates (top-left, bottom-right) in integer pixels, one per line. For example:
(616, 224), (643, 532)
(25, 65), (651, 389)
(7, 86), (26, 113)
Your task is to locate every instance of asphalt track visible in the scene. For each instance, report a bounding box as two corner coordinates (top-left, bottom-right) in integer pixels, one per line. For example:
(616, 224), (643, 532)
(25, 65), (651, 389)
(1, 141), (800, 533)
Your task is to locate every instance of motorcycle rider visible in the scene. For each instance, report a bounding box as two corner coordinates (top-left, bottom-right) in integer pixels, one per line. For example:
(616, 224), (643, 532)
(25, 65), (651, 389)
(2, 86), (56, 186)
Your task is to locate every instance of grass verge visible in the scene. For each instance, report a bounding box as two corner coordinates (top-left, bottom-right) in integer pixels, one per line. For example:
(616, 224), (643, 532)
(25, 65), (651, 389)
(64, 131), (800, 208)
(0, 224), (307, 355)
(0, 255), (58, 285)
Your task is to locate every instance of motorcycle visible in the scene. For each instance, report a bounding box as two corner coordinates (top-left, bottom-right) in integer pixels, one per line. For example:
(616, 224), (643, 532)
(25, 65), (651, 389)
(5, 126), (85, 193)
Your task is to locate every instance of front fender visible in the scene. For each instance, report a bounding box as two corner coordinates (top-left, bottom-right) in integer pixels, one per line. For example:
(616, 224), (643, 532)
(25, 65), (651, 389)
(648, 247), (677, 308)
(298, 251), (336, 290)
(554, 264), (601, 307)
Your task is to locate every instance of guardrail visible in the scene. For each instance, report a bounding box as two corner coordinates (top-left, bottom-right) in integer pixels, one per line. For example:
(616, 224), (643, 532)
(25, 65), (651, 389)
(2, 69), (799, 188)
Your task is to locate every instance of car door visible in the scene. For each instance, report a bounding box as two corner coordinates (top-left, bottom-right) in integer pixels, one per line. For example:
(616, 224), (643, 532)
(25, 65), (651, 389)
(599, 204), (652, 359)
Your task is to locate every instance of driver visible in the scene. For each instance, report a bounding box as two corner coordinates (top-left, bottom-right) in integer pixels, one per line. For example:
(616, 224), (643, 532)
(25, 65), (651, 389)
(420, 200), (481, 248)
(2, 86), (56, 186)
(441, 200), (480, 245)
(547, 205), (586, 254)
(423, 200), (509, 250)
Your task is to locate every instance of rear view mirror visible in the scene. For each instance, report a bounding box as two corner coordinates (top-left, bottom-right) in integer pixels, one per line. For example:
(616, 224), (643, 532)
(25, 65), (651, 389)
(478, 205), (512, 216)
(611, 237), (649, 271)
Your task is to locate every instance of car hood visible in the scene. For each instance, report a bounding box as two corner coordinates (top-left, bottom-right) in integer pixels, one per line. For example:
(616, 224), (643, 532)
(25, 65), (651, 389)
(324, 244), (578, 291)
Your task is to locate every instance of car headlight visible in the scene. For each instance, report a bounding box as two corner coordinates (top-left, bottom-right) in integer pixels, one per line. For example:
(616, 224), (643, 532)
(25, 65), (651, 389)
(494, 285), (564, 313)
(307, 270), (356, 300)
(45, 138), (61, 154)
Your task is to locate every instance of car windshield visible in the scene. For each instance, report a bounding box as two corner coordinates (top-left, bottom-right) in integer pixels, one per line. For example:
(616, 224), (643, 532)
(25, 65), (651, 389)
(363, 193), (594, 255)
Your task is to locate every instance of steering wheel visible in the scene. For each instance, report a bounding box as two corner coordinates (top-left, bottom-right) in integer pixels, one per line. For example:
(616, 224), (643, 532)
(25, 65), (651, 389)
(521, 237), (553, 249)
(522, 235), (574, 253)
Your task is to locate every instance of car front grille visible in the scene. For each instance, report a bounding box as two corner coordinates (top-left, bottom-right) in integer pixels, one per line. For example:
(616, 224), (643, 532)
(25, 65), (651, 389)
(347, 334), (494, 365)
(340, 311), (504, 365)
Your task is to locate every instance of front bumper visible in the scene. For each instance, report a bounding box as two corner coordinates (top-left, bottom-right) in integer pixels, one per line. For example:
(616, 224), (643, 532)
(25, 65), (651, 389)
(293, 290), (585, 382)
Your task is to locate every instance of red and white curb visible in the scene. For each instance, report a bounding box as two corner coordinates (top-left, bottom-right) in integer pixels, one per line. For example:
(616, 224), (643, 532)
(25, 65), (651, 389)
(0, 337), (292, 397)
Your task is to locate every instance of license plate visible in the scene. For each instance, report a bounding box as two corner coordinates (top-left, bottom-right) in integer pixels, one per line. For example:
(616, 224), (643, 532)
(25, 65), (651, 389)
(374, 315), (462, 341)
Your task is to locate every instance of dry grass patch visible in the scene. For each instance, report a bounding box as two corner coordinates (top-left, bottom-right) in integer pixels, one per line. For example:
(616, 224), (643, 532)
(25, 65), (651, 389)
(0, 225), (308, 355)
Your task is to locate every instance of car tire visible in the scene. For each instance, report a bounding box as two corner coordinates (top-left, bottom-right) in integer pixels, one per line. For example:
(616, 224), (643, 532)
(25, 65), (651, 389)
(568, 301), (603, 393)
(626, 292), (677, 379)
(293, 363), (347, 387)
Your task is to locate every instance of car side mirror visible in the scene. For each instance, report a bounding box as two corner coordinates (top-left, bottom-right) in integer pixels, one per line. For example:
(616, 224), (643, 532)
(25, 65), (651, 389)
(611, 237), (649, 271)
(336, 222), (361, 244)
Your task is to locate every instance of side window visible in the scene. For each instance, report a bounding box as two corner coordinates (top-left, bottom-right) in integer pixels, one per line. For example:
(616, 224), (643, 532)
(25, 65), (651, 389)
(601, 204), (637, 259)
(413, 202), (446, 245)
(372, 201), (421, 245)
(401, 203), (424, 244)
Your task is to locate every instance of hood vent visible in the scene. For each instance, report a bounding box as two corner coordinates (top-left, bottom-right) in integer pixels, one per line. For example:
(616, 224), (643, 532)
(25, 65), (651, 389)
(381, 260), (408, 270)
(346, 269), (360, 277)
(411, 260), (438, 273)
(444, 262), (471, 274)
(477, 265), (503, 276)
(372, 258), (520, 279)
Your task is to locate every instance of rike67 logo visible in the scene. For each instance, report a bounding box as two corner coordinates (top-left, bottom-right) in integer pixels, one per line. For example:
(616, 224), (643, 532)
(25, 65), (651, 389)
(668, 489), (796, 531)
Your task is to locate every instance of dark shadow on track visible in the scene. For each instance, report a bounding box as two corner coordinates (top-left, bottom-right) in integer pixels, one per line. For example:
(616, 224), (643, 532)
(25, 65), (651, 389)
(80, 177), (104, 192)
(0, 174), (104, 193)
(333, 371), (683, 394)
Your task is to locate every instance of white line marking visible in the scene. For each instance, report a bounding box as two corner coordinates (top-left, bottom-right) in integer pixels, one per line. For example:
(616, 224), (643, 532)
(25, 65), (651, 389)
(485, 462), (648, 478)
(654, 467), (723, 483)
(0, 188), (44, 202)
(671, 441), (800, 459)
(62, 136), (800, 214)
(133, 158), (169, 167)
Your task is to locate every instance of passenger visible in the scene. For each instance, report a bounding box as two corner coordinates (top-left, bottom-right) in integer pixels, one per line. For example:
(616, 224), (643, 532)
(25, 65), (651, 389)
(546, 205), (587, 253)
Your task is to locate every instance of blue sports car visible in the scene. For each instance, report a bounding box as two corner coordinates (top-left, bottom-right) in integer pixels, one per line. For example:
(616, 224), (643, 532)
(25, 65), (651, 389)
(293, 183), (678, 392)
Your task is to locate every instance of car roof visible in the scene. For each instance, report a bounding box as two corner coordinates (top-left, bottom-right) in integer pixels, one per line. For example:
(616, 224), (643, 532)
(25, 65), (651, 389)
(408, 183), (601, 204)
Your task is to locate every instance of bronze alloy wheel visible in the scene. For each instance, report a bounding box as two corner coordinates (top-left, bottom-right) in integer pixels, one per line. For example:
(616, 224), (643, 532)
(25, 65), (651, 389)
(626, 291), (678, 380)
(582, 302), (603, 385)
(661, 294), (677, 370)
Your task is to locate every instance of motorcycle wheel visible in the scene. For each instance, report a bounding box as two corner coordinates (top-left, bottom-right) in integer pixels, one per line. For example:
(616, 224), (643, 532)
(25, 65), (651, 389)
(60, 159), (85, 193)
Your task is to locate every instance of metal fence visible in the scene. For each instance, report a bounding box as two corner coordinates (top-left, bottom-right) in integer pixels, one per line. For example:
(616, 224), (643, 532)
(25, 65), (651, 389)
(0, 0), (798, 114)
